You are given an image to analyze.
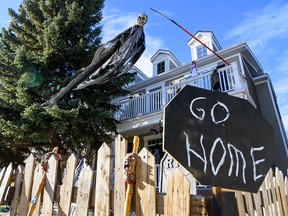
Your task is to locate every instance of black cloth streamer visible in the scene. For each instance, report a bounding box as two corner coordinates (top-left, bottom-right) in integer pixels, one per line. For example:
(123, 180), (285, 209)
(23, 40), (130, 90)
(43, 25), (145, 107)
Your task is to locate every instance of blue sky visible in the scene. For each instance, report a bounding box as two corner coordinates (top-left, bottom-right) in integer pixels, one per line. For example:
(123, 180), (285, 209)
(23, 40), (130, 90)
(1, 0), (288, 135)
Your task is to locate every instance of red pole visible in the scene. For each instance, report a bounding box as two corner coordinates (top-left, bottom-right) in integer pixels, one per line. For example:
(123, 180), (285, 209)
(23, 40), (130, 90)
(151, 8), (230, 66)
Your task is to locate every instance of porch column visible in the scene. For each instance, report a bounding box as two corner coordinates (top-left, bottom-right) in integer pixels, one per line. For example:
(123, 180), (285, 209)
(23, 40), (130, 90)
(231, 62), (244, 90)
(161, 85), (167, 110)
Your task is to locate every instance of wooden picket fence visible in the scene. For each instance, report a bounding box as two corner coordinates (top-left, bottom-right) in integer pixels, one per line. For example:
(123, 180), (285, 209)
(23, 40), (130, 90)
(0, 135), (211, 216)
(0, 135), (287, 215)
(235, 168), (288, 216)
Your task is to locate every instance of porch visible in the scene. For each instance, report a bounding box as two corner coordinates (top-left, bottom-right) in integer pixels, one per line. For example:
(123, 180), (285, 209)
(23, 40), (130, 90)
(114, 62), (245, 121)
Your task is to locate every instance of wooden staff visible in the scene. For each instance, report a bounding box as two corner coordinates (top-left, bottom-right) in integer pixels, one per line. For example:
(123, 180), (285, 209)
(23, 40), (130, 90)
(150, 8), (230, 66)
(124, 136), (139, 216)
(26, 172), (46, 216)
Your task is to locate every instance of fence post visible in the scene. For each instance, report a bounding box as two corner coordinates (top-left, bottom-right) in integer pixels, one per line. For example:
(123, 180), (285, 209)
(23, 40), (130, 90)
(95, 143), (112, 215)
(42, 155), (59, 216)
(235, 191), (245, 216)
(0, 163), (13, 204)
(165, 168), (190, 216)
(260, 177), (271, 215)
(234, 168), (288, 215)
(135, 148), (156, 215)
(75, 166), (93, 216)
(252, 190), (263, 216)
(29, 164), (44, 216)
(58, 154), (77, 216)
(275, 168), (288, 216)
(0, 167), (6, 185)
(10, 165), (24, 215)
(114, 135), (127, 216)
(18, 154), (35, 216)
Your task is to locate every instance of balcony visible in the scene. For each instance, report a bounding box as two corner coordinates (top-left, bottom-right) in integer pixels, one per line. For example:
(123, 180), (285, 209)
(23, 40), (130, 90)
(114, 63), (245, 121)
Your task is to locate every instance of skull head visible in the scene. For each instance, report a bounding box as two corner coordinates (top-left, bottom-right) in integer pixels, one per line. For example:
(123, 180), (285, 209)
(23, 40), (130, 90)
(136, 14), (148, 26)
(123, 153), (137, 184)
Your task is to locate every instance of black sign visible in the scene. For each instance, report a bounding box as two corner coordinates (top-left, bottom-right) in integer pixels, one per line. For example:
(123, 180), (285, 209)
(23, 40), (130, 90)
(163, 86), (275, 192)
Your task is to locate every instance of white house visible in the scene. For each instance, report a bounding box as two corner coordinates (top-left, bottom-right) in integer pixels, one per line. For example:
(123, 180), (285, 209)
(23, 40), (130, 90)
(111, 31), (288, 189)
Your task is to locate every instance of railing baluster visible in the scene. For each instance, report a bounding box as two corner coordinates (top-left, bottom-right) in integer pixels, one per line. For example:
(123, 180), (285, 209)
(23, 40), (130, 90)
(114, 65), (239, 121)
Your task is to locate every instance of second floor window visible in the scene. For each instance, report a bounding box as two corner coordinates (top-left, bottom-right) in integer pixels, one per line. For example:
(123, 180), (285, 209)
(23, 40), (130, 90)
(196, 45), (208, 59)
(157, 61), (165, 74)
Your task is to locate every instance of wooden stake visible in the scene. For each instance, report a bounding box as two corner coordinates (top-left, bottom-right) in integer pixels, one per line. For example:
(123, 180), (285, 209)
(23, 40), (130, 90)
(124, 136), (139, 216)
(26, 172), (46, 216)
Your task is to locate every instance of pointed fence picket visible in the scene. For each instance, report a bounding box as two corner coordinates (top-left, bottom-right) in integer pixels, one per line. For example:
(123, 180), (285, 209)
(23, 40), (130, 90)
(136, 148), (156, 215)
(0, 163), (13, 204)
(235, 168), (288, 216)
(9, 165), (24, 216)
(276, 169), (288, 216)
(0, 136), (287, 215)
(58, 153), (77, 216)
(42, 155), (59, 216)
(30, 164), (43, 216)
(75, 166), (93, 215)
(18, 154), (35, 216)
(94, 143), (112, 216)
(165, 168), (190, 216)
(113, 134), (127, 216)
(0, 167), (6, 185)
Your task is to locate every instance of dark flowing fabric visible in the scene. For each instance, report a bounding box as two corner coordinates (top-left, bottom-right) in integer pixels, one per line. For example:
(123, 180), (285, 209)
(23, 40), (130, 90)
(43, 25), (145, 107)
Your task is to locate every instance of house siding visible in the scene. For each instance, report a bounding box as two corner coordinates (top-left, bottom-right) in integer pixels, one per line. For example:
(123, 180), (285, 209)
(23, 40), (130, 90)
(244, 72), (260, 108)
(241, 57), (262, 108)
(255, 82), (288, 173)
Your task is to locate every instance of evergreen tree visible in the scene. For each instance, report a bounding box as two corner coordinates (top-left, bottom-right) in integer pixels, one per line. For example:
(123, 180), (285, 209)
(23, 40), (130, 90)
(0, 0), (134, 166)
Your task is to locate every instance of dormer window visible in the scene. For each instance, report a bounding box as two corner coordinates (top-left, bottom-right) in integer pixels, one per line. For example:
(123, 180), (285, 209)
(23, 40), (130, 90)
(196, 45), (208, 59)
(157, 61), (165, 75)
(151, 49), (181, 77)
(188, 31), (222, 61)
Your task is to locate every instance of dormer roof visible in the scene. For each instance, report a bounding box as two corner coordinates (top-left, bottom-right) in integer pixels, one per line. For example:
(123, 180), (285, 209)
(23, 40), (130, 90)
(130, 66), (149, 80)
(150, 49), (181, 65)
(188, 31), (222, 51)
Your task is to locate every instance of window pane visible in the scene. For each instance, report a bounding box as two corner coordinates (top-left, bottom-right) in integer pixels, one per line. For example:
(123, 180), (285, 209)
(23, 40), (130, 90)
(197, 45), (208, 59)
(157, 61), (165, 74)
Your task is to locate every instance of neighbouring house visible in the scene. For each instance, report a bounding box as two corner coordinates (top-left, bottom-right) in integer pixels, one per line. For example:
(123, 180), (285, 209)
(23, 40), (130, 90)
(111, 31), (288, 190)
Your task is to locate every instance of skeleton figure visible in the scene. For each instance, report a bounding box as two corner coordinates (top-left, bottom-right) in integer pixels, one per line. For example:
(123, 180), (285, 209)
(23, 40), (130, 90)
(44, 14), (147, 107)
(124, 153), (137, 184)
(136, 13), (148, 26)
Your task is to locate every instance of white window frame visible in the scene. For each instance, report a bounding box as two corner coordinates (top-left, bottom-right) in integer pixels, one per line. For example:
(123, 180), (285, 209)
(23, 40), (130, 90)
(157, 61), (165, 74)
(196, 45), (208, 59)
(144, 134), (162, 148)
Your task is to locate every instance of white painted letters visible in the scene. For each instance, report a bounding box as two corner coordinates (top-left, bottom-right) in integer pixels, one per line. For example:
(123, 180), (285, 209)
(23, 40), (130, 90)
(211, 101), (230, 124)
(228, 144), (247, 183)
(184, 132), (207, 173)
(250, 147), (265, 181)
(189, 97), (207, 120)
(210, 138), (226, 176)
(189, 97), (230, 124)
(185, 97), (265, 184)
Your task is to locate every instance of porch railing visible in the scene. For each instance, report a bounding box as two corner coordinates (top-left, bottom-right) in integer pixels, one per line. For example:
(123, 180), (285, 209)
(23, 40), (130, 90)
(114, 64), (239, 121)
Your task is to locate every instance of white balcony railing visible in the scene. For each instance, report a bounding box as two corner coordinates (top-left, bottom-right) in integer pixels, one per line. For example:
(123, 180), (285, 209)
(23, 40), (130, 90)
(114, 64), (239, 121)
